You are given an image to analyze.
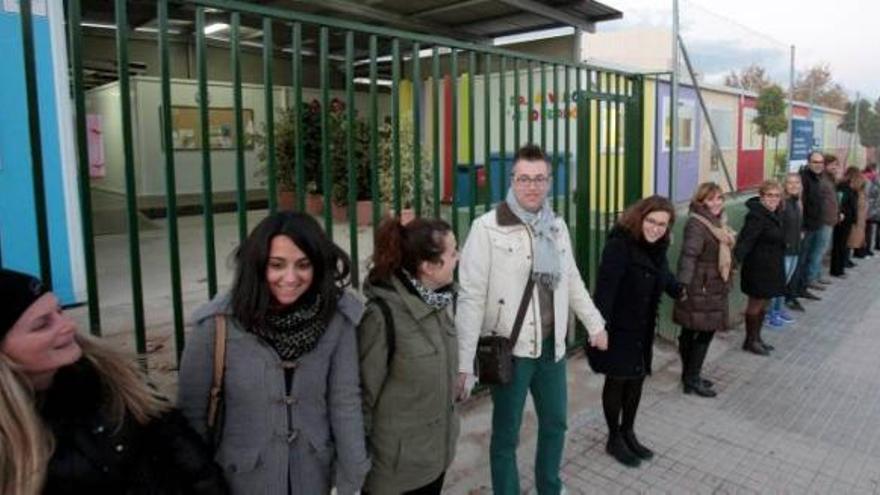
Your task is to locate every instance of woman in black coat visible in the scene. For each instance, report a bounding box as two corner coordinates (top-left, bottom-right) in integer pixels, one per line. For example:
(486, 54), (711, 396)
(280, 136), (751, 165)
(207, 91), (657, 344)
(0, 268), (227, 495)
(588, 195), (685, 468)
(733, 181), (786, 356)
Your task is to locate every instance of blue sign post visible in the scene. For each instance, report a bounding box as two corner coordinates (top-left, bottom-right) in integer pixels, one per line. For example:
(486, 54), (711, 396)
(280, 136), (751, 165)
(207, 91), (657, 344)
(789, 118), (814, 172)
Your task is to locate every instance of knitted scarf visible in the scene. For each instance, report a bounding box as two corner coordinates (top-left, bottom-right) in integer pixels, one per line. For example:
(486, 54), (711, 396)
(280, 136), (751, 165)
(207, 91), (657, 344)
(252, 295), (326, 361)
(505, 188), (561, 290)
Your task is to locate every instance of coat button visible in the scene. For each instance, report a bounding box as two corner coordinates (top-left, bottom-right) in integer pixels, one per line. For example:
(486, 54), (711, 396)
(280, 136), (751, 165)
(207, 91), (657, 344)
(287, 430), (298, 443)
(93, 425), (105, 434)
(284, 396), (297, 406)
(115, 444), (124, 453)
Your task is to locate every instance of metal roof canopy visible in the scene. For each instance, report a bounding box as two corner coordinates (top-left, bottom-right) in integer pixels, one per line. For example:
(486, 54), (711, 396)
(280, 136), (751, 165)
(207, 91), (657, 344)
(81, 0), (623, 43)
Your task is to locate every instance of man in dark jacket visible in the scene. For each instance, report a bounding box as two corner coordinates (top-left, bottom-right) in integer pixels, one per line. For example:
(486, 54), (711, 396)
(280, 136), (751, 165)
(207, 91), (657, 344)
(792, 151), (827, 303)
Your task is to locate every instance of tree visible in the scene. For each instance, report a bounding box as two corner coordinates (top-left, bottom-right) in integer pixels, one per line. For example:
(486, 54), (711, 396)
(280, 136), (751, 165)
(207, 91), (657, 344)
(755, 85), (789, 176)
(840, 98), (880, 148)
(724, 64), (772, 93)
(792, 64), (849, 110)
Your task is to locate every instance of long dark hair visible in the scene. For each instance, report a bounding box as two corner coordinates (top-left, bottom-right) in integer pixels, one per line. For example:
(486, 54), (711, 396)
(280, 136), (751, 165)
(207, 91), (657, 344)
(617, 195), (676, 244)
(369, 216), (452, 284)
(230, 211), (351, 328)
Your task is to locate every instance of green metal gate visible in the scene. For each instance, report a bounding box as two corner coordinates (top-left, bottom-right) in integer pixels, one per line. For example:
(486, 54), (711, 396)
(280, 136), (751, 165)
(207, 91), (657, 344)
(28, 0), (647, 366)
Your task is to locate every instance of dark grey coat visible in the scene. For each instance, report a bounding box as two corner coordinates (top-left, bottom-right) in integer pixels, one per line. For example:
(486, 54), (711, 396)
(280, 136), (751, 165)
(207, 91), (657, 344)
(178, 291), (370, 495)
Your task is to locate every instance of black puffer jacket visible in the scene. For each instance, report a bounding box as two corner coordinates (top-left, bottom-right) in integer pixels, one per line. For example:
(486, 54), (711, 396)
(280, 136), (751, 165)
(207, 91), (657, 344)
(733, 197), (786, 299)
(587, 226), (683, 377)
(40, 359), (227, 495)
(800, 167), (824, 231)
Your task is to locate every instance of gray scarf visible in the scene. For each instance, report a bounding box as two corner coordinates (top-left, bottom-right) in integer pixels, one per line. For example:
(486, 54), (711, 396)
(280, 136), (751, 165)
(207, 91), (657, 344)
(505, 188), (561, 290)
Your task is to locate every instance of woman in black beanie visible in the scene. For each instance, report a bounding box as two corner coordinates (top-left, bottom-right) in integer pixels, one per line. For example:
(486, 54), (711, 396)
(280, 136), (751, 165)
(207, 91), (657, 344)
(0, 268), (226, 495)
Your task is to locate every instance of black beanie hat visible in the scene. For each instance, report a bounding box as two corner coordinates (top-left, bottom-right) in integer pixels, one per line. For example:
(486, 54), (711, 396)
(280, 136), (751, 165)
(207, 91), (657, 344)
(0, 269), (48, 339)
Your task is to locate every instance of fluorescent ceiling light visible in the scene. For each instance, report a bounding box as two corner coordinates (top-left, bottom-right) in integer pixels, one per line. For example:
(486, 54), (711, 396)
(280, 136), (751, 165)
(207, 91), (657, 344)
(353, 77), (393, 87)
(204, 23), (229, 35)
(82, 22), (117, 30)
(493, 27), (574, 47)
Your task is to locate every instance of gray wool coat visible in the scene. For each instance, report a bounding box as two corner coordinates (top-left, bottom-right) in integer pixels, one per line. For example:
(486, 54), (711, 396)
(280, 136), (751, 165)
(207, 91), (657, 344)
(177, 291), (370, 495)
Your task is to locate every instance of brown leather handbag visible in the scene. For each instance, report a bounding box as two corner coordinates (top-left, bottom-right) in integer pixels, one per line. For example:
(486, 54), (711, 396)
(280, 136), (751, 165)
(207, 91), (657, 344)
(476, 277), (535, 385)
(206, 315), (227, 450)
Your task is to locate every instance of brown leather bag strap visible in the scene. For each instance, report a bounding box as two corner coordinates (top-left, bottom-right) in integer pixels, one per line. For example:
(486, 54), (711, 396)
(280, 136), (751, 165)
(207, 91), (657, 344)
(509, 277), (536, 346)
(206, 315), (227, 429)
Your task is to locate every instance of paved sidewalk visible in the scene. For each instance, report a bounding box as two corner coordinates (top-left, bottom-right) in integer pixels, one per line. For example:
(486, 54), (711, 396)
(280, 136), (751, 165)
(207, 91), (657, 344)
(446, 257), (880, 494)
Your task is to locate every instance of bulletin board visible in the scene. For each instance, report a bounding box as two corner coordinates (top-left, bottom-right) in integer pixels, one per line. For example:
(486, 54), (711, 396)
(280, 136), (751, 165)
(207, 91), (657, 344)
(169, 105), (255, 150)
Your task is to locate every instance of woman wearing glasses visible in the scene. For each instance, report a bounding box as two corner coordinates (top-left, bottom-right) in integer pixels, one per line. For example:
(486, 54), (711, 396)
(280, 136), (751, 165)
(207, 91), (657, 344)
(733, 181), (787, 355)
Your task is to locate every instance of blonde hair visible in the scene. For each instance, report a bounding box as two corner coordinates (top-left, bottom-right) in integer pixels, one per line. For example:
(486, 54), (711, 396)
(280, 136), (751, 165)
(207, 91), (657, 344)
(783, 172), (801, 197)
(758, 180), (782, 196)
(0, 333), (170, 495)
(690, 182), (724, 208)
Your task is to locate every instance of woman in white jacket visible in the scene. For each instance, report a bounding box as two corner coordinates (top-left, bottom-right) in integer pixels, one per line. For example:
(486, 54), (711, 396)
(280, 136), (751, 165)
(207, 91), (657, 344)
(456, 144), (607, 495)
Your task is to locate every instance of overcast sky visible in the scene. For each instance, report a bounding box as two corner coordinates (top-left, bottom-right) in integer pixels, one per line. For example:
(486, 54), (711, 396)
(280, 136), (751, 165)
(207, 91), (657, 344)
(599, 0), (879, 102)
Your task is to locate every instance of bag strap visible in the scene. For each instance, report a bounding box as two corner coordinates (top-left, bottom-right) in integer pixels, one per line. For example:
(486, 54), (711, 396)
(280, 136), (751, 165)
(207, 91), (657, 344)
(368, 297), (396, 366)
(509, 277), (536, 346)
(207, 315), (227, 430)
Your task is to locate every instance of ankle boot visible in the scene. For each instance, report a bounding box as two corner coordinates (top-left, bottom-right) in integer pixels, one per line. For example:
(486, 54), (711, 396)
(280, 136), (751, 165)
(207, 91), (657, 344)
(684, 340), (717, 397)
(606, 433), (641, 467)
(756, 311), (775, 352)
(621, 430), (654, 460)
(743, 314), (769, 356)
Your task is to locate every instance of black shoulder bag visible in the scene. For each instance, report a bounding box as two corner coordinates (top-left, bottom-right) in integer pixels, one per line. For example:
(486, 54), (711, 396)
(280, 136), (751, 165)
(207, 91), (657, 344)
(476, 277), (536, 385)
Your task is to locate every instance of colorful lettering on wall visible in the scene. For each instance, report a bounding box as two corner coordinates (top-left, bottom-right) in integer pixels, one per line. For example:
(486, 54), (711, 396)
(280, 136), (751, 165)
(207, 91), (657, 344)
(507, 91), (584, 121)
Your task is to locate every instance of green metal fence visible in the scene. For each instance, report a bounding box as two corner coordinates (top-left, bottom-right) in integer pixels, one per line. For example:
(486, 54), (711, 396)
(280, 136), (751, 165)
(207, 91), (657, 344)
(52, 0), (647, 366)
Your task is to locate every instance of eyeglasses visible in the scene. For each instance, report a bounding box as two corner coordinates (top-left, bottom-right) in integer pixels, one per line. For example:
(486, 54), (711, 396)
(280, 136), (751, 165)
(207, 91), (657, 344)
(810, 160), (825, 165)
(512, 174), (551, 186)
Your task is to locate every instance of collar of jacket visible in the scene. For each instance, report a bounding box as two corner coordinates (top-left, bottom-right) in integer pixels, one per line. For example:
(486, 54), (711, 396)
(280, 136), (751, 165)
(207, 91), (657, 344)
(371, 275), (448, 322)
(496, 201), (524, 226)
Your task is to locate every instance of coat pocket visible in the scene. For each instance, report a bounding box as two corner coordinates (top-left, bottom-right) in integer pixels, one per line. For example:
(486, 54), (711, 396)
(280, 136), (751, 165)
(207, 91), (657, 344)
(216, 446), (262, 475)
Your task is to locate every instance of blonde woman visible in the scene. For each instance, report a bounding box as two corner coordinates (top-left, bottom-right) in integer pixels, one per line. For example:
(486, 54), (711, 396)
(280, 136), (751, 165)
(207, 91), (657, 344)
(0, 268), (226, 495)
(767, 173), (804, 327)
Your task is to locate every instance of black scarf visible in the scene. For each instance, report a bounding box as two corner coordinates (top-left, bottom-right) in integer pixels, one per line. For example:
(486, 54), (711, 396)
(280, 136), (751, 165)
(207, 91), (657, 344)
(252, 294), (326, 361)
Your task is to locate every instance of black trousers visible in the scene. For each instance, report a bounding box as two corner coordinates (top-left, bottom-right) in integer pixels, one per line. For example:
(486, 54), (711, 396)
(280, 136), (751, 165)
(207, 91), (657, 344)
(403, 472), (446, 495)
(830, 223), (852, 276)
(602, 376), (646, 435)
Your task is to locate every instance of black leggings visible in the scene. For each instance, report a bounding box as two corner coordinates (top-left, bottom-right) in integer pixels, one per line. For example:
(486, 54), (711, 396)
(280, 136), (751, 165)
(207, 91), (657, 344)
(403, 472), (446, 495)
(602, 376), (645, 434)
(679, 327), (715, 345)
(831, 223), (852, 276)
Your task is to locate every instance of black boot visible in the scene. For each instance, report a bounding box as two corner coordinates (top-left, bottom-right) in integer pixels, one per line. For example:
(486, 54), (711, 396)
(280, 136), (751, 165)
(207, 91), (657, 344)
(678, 332), (691, 386)
(756, 311), (774, 352)
(622, 430), (654, 460)
(743, 314), (769, 356)
(684, 339), (717, 397)
(606, 433), (641, 467)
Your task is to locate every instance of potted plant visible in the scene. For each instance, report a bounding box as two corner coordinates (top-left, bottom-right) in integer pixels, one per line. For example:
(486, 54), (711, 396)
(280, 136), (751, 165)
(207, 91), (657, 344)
(377, 117), (434, 223)
(328, 105), (375, 225)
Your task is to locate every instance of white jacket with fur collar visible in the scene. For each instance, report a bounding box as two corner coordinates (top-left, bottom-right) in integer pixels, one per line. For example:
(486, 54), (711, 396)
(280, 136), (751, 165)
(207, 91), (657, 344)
(456, 204), (606, 374)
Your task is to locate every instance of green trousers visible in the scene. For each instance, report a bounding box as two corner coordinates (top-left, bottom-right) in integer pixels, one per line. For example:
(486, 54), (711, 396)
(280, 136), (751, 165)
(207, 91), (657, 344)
(490, 338), (567, 495)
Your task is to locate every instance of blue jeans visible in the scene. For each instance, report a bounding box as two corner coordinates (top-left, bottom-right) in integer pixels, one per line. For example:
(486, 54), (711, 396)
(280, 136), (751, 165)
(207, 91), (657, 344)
(802, 227), (832, 284)
(772, 255), (799, 312)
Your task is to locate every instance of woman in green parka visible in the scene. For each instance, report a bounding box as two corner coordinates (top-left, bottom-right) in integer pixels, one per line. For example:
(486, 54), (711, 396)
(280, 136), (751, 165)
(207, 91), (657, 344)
(358, 217), (464, 495)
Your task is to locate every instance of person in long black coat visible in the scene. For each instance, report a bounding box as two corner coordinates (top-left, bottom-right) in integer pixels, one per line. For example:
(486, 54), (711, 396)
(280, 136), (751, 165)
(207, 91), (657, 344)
(733, 181), (786, 356)
(587, 195), (685, 468)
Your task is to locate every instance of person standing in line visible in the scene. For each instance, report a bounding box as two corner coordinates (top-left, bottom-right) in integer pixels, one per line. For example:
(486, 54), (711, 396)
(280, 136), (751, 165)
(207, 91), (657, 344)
(767, 173), (803, 328)
(0, 269), (227, 495)
(359, 217), (461, 495)
(178, 211), (370, 495)
(673, 182), (735, 398)
(848, 168), (869, 262)
(859, 163), (880, 256)
(830, 168), (858, 278)
(734, 181), (786, 356)
(794, 151), (827, 303)
(588, 196), (685, 467)
(456, 144), (608, 495)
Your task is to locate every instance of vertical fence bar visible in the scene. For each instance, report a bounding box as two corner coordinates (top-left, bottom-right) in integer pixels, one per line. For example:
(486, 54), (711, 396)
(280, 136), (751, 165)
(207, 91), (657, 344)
(292, 23), (305, 212)
(391, 38), (401, 215)
(231, 13), (247, 242)
(499, 56), (507, 198)
(513, 58), (520, 149)
(432, 46), (441, 218)
(19, 0), (52, 287)
(483, 52), (492, 211)
(575, 66), (590, 285)
(468, 51), (476, 223)
(604, 74), (613, 235)
(369, 36), (380, 231)
(624, 76), (645, 206)
(195, 8), (217, 298)
(564, 64), (571, 226)
(345, 31), (359, 288)
(614, 74), (623, 220)
(527, 60), (534, 144)
(320, 26), (332, 237)
(115, 0), (146, 355)
(541, 62), (547, 153)
(263, 17), (277, 214)
(450, 50), (459, 238)
(592, 71), (602, 276)
(158, 0), (185, 362)
(67, 0), (102, 333)
(551, 64), (559, 213)
(412, 42), (422, 218)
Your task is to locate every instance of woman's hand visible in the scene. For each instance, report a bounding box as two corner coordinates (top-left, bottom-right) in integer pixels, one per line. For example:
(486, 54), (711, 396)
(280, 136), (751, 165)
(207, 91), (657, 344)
(589, 329), (608, 351)
(455, 372), (474, 402)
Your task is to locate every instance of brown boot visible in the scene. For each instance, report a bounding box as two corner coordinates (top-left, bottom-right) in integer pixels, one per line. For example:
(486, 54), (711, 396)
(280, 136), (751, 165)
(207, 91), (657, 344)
(743, 314), (769, 356)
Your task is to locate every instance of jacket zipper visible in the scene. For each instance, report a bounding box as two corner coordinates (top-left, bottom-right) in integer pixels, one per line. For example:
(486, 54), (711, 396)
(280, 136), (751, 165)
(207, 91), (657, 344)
(524, 226), (539, 356)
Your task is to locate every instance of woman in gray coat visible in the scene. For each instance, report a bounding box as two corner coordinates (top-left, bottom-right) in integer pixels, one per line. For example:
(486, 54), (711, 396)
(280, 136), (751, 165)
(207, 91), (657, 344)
(178, 212), (370, 495)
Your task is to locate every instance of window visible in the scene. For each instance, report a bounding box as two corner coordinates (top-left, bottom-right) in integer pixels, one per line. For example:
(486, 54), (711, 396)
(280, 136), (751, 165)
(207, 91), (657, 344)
(742, 107), (763, 151)
(662, 97), (696, 152)
(707, 107), (735, 150)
